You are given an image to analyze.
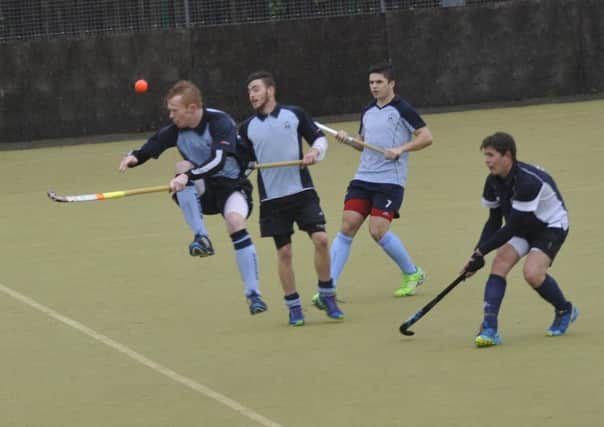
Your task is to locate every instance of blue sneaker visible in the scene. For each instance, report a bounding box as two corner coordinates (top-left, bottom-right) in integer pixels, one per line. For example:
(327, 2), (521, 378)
(189, 234), (214, 257)
(288, 305), (304, 326)
(546, 304), (579, 337)
(247, 292), (267, 315)
(475, 326), (502, 347)
(312, 293), (344, 320)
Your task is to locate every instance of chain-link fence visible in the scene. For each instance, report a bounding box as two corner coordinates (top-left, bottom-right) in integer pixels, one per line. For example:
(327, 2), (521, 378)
(1, 0), (512, 43)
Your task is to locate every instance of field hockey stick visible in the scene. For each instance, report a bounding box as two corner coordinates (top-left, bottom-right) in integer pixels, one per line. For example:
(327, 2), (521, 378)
(399, 273), (467, 336)
(48, 185), (171, 202)
(47, 161), (307, 203)
(253, 160), (304, 169)
(314, 122), (385, 154)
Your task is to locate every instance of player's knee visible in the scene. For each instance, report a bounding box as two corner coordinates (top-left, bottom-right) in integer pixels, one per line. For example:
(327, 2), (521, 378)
(277, 244), (293, 264)
(312, 232), (329, 250)
(368, 228), (386, 242)
(523, 264), (546, 287)
(225, 212), (245, 231)
(368, 222), (388, 242)
(490, 250), (517, 276)
(340, 214), (362, 236)
(341, 222), (358, 237)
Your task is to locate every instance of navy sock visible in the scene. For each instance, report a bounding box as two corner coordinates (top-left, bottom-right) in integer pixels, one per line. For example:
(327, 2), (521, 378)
(318, 279), (335, 296)
(535, 275), (570, 311)
(284, 292), (301, 308)
(483, 274), (507, 329)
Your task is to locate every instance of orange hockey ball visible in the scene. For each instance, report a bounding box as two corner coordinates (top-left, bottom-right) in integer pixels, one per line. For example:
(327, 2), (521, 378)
(134, 79), (148, 93)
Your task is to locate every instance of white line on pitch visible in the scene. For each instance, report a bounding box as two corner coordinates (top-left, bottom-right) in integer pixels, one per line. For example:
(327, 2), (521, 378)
(0, 282), (283, 427)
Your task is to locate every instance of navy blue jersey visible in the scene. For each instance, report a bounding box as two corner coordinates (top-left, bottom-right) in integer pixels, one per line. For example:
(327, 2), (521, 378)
(239, 104), (324, 201)
(477, 161), (569, 255)
(131, 108), (241, 180)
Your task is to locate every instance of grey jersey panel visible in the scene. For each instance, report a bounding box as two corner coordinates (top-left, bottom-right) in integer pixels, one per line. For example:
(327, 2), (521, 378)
(355, 97), (425, 187)
(247, 108), (312, 200)
(177, 124), (239, 179)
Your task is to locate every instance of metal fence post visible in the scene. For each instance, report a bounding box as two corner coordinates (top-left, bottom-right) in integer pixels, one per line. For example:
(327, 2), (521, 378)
(183, 0), (191, 28)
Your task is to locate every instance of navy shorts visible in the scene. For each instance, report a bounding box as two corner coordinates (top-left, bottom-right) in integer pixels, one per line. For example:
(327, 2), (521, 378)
(525, 227), (568, 263)
(200, 177), (253, 218)
(344, 179), (404, 219)
(259, 190), (326, 246)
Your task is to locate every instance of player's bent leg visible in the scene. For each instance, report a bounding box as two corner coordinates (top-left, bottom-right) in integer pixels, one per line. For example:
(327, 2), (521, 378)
(340, 209), (365, 237)
(474, 243), (520, 347)
(523, 251), (578, 336)
(367, 216), (423, 297)
(491, 243), (523, 277)
(174, 160), (214, 257)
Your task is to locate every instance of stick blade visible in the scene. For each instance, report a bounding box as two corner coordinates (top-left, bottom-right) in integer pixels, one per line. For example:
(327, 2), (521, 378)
(47, 191), (68, 203)
(399, 324), (415, 336)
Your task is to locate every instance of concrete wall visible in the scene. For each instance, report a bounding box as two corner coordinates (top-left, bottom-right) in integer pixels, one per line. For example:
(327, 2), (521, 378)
(1, 0), (602, 144)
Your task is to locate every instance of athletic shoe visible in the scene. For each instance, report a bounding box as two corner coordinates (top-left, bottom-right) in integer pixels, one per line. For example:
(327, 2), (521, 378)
(246, 292), (268, 315)
(312, 293), (344, 320)
(189, 234), (214, 257)
(546, 304), (579, 337)
(288, 305), (305, 326)
(475, 326), (502, 347)
(311, 293), (326, 310)
(394, 266), (425, 297)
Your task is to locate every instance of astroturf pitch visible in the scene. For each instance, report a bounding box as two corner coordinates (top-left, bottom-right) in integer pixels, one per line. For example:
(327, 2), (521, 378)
(1, 100), (603, 427)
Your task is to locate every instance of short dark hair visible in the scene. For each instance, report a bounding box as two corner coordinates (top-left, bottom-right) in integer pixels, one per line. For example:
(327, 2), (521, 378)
(246, 71), (276, 88)
(480, 132), (517, 161)
(368, 62), (395, 82)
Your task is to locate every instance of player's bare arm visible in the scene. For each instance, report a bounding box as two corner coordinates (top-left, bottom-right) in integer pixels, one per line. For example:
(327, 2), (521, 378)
(385, 126), (433, 159)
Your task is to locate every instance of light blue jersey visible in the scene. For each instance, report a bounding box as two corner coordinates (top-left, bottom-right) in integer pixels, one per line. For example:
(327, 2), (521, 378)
(354, 95), (426, 187)
(240, 105), (323, 201)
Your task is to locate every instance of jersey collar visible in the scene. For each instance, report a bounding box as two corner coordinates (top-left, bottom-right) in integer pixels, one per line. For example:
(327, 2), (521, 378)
(256, 105), (281, 121)
(371, 94), (401, 109)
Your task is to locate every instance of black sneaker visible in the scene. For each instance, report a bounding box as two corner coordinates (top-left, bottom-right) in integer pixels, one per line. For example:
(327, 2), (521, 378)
(247, 292), (268, 315)
(188, 234), (215, 257)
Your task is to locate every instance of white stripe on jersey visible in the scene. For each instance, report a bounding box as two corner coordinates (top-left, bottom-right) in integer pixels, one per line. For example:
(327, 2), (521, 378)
(481, 197), (500, 209)
(191, 149), (224, 176)
(512, 181), (568, 229)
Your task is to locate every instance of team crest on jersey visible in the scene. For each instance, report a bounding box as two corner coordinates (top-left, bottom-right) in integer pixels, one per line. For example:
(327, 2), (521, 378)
(284, 121), (291, 129)
(388, 114), (396, 122)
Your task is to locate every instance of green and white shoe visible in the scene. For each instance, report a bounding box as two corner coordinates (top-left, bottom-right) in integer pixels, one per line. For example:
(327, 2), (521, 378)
(394, 266), (425, 297)
(311, 293), (326, 310)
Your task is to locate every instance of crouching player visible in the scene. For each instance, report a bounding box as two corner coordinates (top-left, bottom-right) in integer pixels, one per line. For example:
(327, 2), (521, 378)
(464, 132), (578, 347)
